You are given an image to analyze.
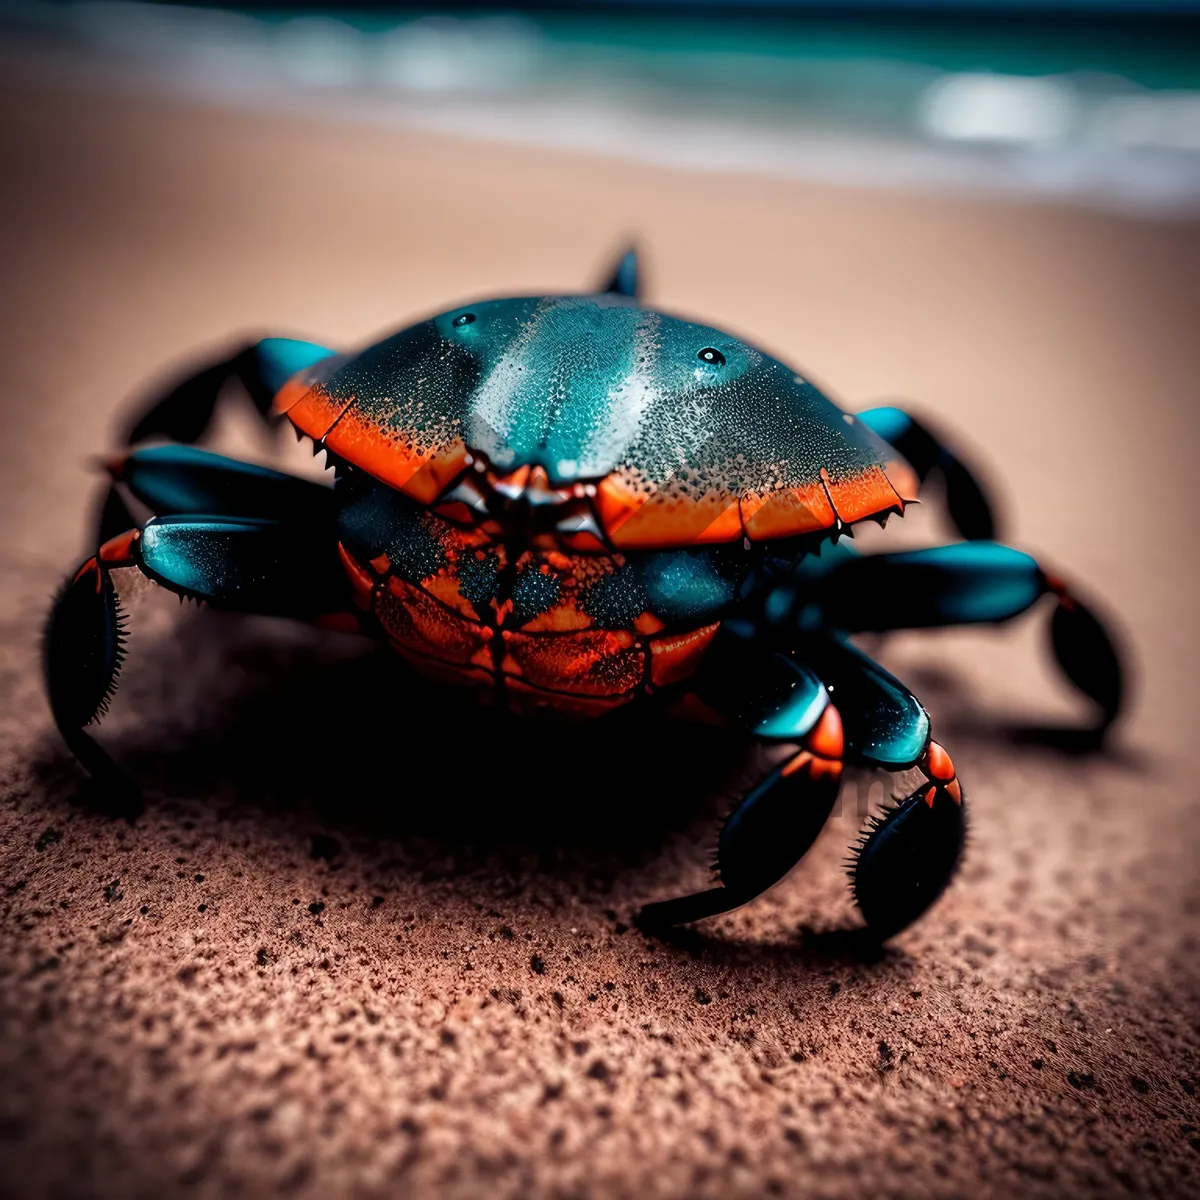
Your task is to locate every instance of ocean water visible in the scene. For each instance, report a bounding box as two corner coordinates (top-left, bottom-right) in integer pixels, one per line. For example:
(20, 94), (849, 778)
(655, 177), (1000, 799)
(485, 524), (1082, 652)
(5, 2), (1200, 217)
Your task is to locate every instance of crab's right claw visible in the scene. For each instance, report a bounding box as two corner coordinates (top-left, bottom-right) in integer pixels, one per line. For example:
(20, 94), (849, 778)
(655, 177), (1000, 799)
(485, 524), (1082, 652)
(1047, 586), (1125, 730)
(45, 558), (124, 733)
(851, 743), (967, 941)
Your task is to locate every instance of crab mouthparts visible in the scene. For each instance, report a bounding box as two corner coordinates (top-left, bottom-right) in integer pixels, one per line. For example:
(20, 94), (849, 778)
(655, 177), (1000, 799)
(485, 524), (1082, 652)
(433, 453), (608, 547)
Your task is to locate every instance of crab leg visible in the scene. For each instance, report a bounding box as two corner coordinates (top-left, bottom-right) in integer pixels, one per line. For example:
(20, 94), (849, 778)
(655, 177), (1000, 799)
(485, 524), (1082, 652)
(96, 342), (337, 544)
(44, 513), (356, 790)
(857, 406), (997, 541)
(599, 245), (642, 299)
(122, 338), (336, 446)
(103, 445), (336, 523)
(774, 541), (1124, 732)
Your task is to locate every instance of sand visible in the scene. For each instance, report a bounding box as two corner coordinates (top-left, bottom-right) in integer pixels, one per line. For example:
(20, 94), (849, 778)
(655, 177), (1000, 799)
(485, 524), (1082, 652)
(0, 72), (1198, 1199)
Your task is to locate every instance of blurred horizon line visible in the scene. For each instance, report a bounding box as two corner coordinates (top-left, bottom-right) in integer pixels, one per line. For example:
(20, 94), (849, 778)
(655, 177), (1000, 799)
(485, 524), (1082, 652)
(4, 1), (1200, 219)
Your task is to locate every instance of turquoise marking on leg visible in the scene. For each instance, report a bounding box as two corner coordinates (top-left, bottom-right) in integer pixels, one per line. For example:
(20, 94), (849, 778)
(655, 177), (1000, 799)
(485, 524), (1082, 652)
(138, 514), (347, 613)
(140, 516), (276, 602)
(888, 542), (1043, 623)
(118, 445), (334, 520)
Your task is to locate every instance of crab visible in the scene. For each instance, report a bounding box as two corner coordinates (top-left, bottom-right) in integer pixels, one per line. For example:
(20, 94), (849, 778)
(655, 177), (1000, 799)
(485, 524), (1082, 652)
(44, 249), (1124, 940)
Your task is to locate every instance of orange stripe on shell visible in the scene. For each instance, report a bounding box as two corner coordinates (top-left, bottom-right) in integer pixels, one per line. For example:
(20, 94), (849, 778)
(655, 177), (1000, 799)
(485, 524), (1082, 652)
(599, 463), (916, 550)
(276, 374), (919, 548)
(276, 380), (469, 505)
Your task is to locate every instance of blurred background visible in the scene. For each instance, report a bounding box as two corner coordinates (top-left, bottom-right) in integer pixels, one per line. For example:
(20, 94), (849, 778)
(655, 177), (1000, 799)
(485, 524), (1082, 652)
(4, 0), (1200, 216)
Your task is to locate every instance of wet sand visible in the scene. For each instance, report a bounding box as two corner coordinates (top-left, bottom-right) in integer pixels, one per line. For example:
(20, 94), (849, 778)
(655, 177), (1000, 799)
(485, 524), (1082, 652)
(0, 73), (1198, 1198)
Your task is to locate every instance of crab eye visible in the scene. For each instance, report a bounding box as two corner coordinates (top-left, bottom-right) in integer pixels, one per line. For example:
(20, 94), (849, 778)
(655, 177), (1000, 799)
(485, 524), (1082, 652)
(453, 313), (476, 328)
(698, 347), (725, 366)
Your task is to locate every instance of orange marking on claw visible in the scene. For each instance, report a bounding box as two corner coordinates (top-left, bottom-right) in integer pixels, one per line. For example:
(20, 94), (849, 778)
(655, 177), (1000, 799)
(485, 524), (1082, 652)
(945, 779), (963, 805)
(72, 556), (101, 590)
(805, 703), (844, 760)
(649, 622), (721, 688)
(922, 786), (938, 808)
(782, 750), (812, 777)
(1041, 570), (1079, 611)
(369, 552), (391, 575)
(98, 528), (139, 567)
(809, 756), (844, 782)
(782, 749), (844, 782)
(925, 741), (956, 783)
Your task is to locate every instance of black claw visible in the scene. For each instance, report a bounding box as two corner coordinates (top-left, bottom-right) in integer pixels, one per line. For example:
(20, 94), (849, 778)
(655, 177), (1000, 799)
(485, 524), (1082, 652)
(851, 787), (967, 941)
(1050, 597), (1124, 728)
(716, 760), (840, 899)
(44, 563), (124, 732)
